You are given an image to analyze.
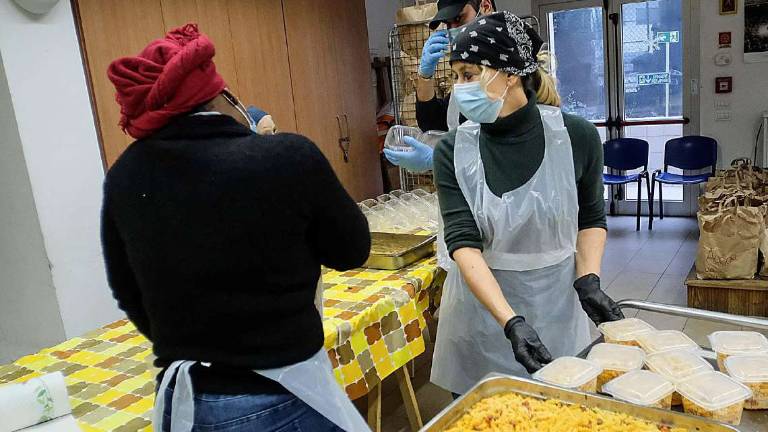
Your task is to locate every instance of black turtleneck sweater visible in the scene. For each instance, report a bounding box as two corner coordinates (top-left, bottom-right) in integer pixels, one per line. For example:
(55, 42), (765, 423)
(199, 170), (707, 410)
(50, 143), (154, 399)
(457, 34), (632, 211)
(101, 113), (371, 394)
(433, 91), (606, 256)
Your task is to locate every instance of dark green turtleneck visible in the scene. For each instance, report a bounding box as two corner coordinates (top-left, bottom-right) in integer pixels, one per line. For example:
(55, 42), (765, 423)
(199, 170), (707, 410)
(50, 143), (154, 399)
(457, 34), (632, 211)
(433, 90), (607, 256)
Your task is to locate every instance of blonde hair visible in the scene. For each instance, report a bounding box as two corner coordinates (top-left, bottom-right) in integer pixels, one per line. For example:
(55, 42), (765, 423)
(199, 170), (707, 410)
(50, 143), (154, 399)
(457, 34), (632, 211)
(533, 51), (561, 107)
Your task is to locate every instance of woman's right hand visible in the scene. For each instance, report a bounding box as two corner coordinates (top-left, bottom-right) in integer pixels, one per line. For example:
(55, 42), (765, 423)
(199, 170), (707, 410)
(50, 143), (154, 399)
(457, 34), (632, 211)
(504, 316), (552, 373)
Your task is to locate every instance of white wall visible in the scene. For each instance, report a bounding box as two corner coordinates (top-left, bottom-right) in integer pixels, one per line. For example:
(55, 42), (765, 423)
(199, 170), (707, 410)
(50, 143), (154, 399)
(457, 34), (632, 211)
(365, 0), (533, 56)
(0, 53), (66, 364)
(0, 1), (122, 344)
(698, 0), (768, 165)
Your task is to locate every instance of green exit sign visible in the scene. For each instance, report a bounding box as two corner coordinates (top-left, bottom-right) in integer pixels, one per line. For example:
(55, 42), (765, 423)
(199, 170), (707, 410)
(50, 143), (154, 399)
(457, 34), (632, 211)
(657, 31), (680, 43)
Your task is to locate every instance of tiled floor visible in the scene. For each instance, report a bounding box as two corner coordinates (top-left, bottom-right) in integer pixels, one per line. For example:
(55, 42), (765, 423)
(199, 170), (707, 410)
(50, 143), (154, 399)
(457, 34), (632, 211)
(379, 216), (745, 431)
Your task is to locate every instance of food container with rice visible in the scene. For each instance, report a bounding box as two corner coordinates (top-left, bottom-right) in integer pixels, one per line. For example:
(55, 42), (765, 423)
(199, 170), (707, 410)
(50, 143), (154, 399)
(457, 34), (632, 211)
(724, 354), (768, 410)
(677, 371), (753, 425)
(586, 343), (646, 390)
(636, 330), (699, 355)
(532, 357), (603, 393)
(645, 350), (714, 406)
(598, 318), (655, 346)
(603, 370), (676, 409)
(709, 331), (768, 371)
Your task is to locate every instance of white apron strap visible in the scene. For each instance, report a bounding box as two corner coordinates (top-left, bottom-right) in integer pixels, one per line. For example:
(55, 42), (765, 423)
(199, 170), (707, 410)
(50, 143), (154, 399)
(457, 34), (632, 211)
(255, 349), (370, 432)
(152, 360), (193, 432)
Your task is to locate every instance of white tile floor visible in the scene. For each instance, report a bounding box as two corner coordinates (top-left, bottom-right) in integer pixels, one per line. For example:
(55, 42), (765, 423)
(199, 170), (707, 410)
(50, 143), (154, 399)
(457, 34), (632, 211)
(379, 216), (761, 431)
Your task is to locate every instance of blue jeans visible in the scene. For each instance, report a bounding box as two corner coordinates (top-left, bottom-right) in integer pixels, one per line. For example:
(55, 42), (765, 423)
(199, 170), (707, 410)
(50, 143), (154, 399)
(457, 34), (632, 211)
(161, 386), (344, 431)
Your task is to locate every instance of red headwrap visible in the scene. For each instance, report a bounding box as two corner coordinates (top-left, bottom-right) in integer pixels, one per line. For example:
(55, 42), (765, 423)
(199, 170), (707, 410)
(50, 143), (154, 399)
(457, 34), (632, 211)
(107, 24), (226, 139)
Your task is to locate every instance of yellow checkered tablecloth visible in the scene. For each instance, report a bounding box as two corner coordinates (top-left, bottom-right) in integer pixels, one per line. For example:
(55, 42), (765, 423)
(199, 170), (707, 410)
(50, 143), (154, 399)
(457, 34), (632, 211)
(0, 257), (439, 431)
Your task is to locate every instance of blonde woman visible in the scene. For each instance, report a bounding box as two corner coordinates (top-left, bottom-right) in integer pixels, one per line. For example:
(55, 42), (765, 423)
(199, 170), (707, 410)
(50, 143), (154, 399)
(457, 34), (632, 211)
(430, 11), (622, 396)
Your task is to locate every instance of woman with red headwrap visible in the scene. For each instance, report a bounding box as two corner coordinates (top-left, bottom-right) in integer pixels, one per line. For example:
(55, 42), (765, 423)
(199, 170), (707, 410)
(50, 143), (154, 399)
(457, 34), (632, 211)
(102, 24), (370, 431)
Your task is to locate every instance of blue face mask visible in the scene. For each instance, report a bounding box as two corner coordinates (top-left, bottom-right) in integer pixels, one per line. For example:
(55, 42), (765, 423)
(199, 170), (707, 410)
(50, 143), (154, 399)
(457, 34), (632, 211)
(453, 71), (509, 124)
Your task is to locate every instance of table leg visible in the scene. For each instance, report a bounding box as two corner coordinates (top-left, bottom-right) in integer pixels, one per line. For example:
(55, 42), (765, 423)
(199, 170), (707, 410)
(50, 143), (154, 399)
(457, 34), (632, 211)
(367, 382), (382, 432)
(396, 366), (423, 431)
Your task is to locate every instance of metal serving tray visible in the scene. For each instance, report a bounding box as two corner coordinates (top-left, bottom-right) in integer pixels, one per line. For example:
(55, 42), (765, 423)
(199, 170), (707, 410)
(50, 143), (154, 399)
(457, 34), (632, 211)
(363, 232), (436, 270)
(422, 374), (739, 431)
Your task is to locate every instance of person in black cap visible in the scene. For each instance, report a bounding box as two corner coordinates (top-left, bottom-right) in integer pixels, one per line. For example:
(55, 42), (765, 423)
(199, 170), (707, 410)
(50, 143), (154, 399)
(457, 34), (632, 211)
(383, 0), (495, 172)
(419, 0), (496, 131)
(429, 11), (622, 397)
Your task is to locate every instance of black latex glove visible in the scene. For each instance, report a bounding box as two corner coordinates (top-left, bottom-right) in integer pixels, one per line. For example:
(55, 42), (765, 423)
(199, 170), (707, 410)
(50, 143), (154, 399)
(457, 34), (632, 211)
(504, 316), (553, 373)
(574, 273), (624, 325)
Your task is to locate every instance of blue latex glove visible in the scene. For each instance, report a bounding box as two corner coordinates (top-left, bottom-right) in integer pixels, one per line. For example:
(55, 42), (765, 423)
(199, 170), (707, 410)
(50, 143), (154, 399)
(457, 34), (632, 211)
(383, 136), (434, 172)
(419, 31), (450, 78)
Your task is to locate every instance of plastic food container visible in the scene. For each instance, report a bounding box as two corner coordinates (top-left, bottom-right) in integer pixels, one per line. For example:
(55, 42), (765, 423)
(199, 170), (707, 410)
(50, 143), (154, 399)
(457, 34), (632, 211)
(645, 350), (714, 406)
(677, 371), (753, 425)
(709, 331), (768, 371)
(532, 357), (603, 393)
(602, 370), (675, 409)
(636, 330), (699, 355)
(597, 318), (655, 346)
(586, 343), (646, 390)
(724, 354), (768, 410)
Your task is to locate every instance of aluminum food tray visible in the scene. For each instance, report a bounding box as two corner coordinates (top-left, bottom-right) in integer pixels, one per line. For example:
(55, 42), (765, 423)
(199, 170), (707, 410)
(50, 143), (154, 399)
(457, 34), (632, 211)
(363, 232), (436, 270)
(422, 374), (738, 431)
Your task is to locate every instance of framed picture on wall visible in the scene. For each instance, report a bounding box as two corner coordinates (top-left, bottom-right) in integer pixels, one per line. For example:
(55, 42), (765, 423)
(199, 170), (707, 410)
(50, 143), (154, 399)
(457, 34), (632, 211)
(720, 0), (738, 15)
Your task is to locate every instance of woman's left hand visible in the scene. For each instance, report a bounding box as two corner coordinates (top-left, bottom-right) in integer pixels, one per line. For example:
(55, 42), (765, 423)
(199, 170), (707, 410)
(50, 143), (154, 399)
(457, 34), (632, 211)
(573, 274), (624, 325)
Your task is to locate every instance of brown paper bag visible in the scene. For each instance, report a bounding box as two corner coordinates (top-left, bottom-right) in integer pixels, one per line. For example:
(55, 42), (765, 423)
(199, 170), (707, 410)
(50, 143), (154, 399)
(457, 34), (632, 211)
(395, 2), (437, 58)
(696, 197), (763, 280)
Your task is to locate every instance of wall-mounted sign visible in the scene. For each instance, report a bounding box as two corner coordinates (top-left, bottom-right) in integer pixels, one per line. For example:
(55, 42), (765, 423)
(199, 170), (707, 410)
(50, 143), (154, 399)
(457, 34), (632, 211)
(638, 72), (671, 85)
(657, 31), (680, 43)
(720, 0), (738, 15)
(745, 0), (768, 63)
(719, 31), (732, 48)
(715, 76), (733, 93)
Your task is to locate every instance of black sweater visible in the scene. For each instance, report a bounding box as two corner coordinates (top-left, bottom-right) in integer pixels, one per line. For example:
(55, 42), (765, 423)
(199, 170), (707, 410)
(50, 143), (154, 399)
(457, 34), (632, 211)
(101, 114), (371, 394)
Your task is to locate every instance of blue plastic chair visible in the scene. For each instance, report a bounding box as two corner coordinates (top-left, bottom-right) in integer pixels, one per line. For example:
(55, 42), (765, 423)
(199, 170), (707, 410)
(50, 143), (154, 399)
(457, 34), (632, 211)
(603, 138), (650, 231)
(650, 136), (718, 229)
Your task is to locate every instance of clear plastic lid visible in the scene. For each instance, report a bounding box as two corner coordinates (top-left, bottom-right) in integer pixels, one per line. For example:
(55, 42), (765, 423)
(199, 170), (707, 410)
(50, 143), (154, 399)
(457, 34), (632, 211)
(598, 318), (655, 342)
(676, 371), (753, 411)
(586, 343), (646, 372)
(532, 357), (603, 389)
(709, 331), (768, 356)
(602, 370), (675, 406)
(636, 330), (699, 354)
(724, 354), (768, 383)
(644, 350), (714, 383)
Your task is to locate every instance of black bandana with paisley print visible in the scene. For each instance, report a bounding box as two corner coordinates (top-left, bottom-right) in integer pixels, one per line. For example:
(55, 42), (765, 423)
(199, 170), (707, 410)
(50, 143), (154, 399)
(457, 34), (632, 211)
(450, 11), (543, 76)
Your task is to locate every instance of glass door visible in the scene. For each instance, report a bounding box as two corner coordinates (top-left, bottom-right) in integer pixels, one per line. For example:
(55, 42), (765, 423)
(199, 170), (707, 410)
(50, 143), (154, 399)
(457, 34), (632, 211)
(539, 0), (695, 217)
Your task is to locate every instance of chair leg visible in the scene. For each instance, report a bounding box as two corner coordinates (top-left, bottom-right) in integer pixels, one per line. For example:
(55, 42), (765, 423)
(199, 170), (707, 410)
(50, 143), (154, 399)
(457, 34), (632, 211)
(636, 178), (642, 231)
(609, 185), (616, 216)
(658, 182), (664, 220)
(648, 175), (655, 230)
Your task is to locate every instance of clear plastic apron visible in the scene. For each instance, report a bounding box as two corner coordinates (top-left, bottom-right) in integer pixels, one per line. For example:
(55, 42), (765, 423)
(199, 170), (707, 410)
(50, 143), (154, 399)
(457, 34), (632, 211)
(152, 277), (370, 432)
(431, 105), (592, 395)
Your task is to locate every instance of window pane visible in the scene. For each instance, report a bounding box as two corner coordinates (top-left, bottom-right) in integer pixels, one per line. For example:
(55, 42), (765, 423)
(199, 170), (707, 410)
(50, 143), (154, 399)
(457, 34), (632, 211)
(622, 0), (683, 120)
(548, 7), (606, 122)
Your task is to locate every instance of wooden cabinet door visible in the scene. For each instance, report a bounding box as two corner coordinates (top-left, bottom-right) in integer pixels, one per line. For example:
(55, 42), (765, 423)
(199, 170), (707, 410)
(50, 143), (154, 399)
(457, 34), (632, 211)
(283, 0), (382, 201)
(75, 0), (166, 167)
(227, 0), (297, 133)
(335, 0), (383, 200)
(282, 0), (348, 186)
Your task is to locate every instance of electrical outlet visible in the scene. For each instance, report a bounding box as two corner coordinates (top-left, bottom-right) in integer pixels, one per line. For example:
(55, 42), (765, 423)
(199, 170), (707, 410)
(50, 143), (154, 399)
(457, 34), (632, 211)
(715, 110), (732, 121)
(715, 99), (731, 109)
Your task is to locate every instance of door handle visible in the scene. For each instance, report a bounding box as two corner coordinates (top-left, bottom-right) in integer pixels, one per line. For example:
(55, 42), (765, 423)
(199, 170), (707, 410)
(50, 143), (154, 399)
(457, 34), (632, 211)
(336, 115), (351, 163)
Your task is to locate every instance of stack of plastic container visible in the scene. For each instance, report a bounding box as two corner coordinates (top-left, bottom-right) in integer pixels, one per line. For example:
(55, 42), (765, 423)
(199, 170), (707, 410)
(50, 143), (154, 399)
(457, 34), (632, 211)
(359, 189), (439, 234)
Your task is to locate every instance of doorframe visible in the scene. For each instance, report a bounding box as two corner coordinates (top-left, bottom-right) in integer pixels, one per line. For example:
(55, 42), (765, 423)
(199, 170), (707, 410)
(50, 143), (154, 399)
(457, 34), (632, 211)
(533, 0), (701, 217)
